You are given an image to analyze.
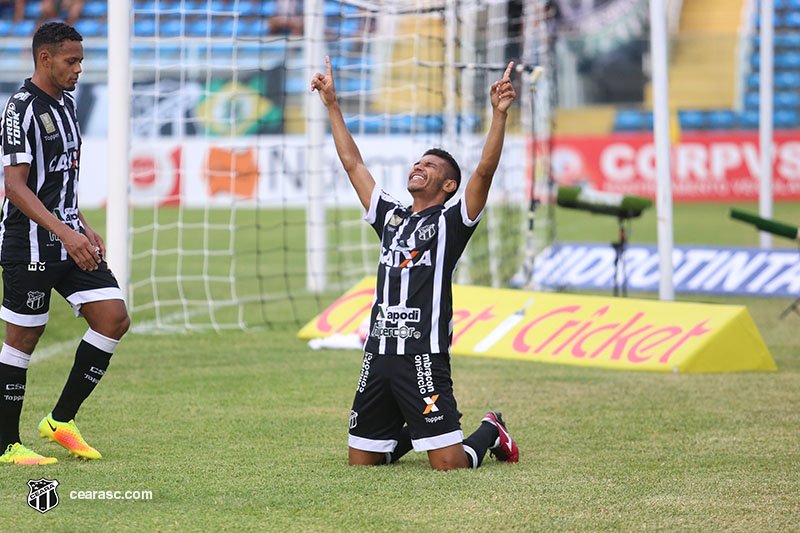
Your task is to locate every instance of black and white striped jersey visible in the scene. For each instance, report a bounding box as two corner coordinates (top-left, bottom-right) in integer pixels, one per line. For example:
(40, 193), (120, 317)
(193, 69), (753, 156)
(363, 187), (483, 356)
(0, 78), (84, 264)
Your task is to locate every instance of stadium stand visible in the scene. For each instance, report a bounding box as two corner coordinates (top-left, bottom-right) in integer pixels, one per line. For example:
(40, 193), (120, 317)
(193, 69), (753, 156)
(612, 0), (800, 132)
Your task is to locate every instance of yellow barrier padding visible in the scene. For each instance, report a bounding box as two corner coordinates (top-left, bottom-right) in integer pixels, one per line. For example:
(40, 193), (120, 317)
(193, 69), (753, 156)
(298, 277), (776, 373)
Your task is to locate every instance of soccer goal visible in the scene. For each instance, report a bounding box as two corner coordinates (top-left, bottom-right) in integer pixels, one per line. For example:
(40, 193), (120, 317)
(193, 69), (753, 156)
(108, 0), (556, 332)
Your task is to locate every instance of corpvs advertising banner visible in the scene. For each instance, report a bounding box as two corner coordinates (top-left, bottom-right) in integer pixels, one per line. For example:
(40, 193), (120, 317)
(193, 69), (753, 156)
(553, 133), (800, 201)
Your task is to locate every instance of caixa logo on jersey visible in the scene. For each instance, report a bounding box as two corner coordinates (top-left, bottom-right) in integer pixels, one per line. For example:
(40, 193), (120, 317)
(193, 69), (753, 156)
(5, 102), (21, 146)
(48, 148), (79, 172)
(379, 249), (432, 269)
(378, 305), (421, 323)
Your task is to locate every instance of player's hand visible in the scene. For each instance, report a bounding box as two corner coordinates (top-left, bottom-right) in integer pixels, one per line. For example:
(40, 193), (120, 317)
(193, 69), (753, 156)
(490, 61), (516, 114)
(83, 225), (106, 261)
(59, 228), (101, 271)
(311, 55), (337, 107)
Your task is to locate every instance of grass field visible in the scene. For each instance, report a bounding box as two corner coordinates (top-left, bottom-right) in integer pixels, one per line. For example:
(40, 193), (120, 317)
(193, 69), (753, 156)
(1, 202), (798, 531)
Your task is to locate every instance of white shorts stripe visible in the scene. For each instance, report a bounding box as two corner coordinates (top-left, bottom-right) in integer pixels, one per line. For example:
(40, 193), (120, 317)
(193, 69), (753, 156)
(348, 435), (398, 453)
(0, 343), (32, 369)
(66, 287), (124, 316)
(0, 305), (49, 327)
(411, 429), (464, 452)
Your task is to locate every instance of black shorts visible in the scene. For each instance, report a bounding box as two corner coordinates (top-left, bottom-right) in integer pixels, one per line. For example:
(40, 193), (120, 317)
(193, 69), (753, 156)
(0, 260), (123, 327)
(348, 352), (464, 453)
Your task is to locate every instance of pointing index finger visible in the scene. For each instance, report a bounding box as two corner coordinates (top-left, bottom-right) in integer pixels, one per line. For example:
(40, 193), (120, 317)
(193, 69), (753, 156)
(503, 61), (514, 80)
(325, 55), (332, 76)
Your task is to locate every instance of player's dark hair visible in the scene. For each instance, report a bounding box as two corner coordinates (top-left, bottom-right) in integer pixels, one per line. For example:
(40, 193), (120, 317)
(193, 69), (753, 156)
(32, 22), (83, 65)
(424, 148), (461, 202)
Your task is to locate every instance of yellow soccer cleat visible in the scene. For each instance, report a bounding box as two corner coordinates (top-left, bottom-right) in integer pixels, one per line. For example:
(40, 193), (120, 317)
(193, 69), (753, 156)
(38, 413), (102, 460)
(0, 443), (58, 465)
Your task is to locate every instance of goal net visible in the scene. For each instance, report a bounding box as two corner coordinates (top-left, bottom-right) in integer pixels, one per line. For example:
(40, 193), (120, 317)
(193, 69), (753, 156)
(116, 0), (555, 332)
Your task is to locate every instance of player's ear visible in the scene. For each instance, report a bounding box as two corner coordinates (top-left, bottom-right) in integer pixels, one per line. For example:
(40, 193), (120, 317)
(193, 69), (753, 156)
(36, 46), (52, 68)
(443, 178), (457, 195)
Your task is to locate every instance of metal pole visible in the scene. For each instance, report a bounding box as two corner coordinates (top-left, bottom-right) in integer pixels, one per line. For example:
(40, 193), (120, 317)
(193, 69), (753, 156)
(759, 0), (774, 248)
(107, 0), (131, 301)
(649, 0), (674, 301)
(305, 0), (327, 292)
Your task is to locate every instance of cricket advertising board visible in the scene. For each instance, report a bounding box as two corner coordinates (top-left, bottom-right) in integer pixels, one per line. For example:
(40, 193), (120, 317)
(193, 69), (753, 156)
(553, 133), (800, 201)
(298, 277), (776, 373)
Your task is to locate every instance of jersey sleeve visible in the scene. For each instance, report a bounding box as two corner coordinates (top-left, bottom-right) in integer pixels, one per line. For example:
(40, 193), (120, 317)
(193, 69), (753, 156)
(1, 93), (34, 167)
(363, 187), (401, 238)
(443, 198), (484, 259)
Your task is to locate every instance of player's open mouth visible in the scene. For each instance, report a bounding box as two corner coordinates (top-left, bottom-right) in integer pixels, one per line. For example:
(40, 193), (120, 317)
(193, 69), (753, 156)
(409, 173), (425, 184)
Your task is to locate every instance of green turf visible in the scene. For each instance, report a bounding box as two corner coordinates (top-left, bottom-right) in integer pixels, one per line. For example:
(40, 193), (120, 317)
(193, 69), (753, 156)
(0, 203), (798, 530)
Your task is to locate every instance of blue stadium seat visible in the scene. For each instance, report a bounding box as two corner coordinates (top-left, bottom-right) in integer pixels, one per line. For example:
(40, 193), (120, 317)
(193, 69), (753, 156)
(782, 12), (800, 28)
(744, 92), (760, 110)
(24, 2), (40, 18)
(614, 110), (648, 131)
(775, 71), (800, 88)
(75, 19), (104, 37)
(776, 51), (800, 68)
(743, 91), (800, 111)
(134, 16), (157, 37)
(336, 77), (371, 93)
(133, 0), (157, 12)
(775, 109), (800, 128)
(738, 110), (759, 129)
(458, 113), (480, 133)
(160, 44), (182, 58)
(83, 1), (108, 17)
(190, 18), (212, 37)
(239, 18), (266, 37)
(325, 1), (345, 16)
(238, 1), (262, 16)
(679, 110), (707, 130)
(260, 2), (277, 17)
(11, 20), (35, 37)
(160, 17), (185, 38)
(0, 19), (13, 37)
(330, 19), (361, 37)
(776, 91), (800, 108)
(204, 0), (229, 13)
(708, 110), (736, 129)
(284, 76), (306, 95)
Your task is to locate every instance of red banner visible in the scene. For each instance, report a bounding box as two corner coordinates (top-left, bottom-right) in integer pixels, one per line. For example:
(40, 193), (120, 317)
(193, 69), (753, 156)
(552, 133), (800, 201)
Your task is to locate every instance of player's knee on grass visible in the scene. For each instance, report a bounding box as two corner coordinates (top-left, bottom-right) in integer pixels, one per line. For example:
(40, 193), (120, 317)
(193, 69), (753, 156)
(348, 447), (387, 466)
(427, 444), (469, 471)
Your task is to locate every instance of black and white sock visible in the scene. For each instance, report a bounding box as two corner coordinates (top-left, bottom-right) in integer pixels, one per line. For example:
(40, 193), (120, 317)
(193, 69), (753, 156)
(0, 344), (31, 450)
(462, 421), (500, 469)
(51, 329), (118, 423)
(385, 426), (413, 464)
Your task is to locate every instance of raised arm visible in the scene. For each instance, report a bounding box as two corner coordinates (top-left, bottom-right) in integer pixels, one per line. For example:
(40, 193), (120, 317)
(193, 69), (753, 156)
(464, 61), (517, 221)
(311, 55), (375, 210)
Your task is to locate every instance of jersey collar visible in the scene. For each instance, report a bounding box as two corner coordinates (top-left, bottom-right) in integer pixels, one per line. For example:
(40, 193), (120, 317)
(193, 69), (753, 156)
(405, 204), (445, 218)
(24, 78), (65, 107)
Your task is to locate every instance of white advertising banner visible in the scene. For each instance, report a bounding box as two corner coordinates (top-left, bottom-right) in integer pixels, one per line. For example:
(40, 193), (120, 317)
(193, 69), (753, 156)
(74, 135), (529, 208)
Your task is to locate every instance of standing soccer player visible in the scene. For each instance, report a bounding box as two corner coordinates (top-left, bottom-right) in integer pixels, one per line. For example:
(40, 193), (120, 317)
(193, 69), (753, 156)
(312, 57), (519, 470)
(0, 23), (129, 465)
